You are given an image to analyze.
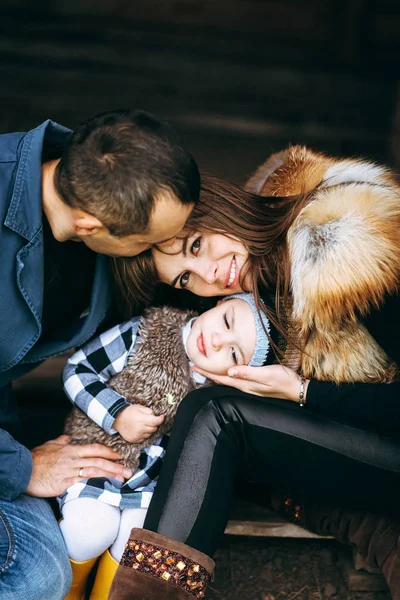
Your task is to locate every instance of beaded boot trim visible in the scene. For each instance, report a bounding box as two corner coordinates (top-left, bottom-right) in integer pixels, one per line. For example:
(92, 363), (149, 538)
(282, 494), (304, 525)
(120, 538), (212, 598)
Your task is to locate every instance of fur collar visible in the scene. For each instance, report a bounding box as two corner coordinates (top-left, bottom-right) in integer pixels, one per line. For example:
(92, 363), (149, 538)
(247, 146), (400, 383)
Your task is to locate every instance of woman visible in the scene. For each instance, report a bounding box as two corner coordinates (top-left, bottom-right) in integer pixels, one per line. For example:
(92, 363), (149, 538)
(110, 147), (400, 600)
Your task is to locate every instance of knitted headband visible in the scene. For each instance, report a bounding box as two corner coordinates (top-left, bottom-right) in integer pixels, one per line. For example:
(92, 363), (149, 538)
(222, 293), (270, 367)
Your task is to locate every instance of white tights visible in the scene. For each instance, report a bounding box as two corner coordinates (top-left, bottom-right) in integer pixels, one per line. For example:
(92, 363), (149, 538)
(60, 498), (147, 562)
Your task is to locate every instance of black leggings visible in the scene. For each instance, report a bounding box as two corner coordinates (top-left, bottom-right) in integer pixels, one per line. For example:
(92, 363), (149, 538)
(144, 387), (400, 556)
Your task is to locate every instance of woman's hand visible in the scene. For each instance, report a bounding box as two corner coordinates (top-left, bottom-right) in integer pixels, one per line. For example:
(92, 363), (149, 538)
(193, 364), (309, 403)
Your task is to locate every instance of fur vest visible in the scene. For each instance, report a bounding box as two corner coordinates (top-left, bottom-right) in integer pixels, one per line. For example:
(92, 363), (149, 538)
(246, 146), (400, 383)
(64, 306), (198, 471)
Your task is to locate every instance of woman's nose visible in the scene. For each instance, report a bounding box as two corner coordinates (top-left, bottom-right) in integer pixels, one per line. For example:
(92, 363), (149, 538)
(199, 260), (218, 285)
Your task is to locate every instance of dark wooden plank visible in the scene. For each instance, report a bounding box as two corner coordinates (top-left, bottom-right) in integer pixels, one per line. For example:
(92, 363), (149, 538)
(52, 0), (335, 41)
(0, 5), (397, 164)
(227, 500), (331, 539)
(0, 49), (393, 130)
(0, 6), (394, 138)
(389, 83), (400, 169)
(0, 12), (334, 70)
(225, 518), (326, 538)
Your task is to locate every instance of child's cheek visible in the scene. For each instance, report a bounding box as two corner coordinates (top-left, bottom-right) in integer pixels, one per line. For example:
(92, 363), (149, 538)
(205, 358), (228, 376)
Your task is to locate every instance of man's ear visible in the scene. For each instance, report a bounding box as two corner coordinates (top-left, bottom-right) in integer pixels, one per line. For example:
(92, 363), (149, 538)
(72, 210), (105, 237)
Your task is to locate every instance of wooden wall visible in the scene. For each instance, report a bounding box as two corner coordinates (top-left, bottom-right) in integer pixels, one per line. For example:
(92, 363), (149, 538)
(0, 0), (399, 180)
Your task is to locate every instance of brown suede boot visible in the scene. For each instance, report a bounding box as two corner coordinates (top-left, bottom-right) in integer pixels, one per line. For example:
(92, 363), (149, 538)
(270, 491), (400, 600)
(109, 528), (215, 599)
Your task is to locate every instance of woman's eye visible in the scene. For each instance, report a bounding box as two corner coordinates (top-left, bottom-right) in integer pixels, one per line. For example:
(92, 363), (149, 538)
(231, 348), (237, 364)
(179, 271), (191, 288)
(190, 236), (202, 255)
(224, 314), (230, 329)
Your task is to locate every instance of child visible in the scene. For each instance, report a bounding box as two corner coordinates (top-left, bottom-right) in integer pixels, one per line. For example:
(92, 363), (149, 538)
(60, 293), (273, 599)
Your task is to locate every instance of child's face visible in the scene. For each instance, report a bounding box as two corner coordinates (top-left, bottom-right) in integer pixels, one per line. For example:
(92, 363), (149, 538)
(186, 299), (256, 374)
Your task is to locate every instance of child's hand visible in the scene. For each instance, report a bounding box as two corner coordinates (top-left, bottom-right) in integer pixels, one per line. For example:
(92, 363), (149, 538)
(113, 405), (165, 443)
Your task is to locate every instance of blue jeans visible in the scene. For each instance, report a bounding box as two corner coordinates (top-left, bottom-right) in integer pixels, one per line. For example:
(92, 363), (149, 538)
(0, 494), (72, 599)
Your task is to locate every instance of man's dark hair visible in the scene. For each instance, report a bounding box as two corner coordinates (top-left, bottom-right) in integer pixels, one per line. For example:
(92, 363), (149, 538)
(55, 109), (200, 237)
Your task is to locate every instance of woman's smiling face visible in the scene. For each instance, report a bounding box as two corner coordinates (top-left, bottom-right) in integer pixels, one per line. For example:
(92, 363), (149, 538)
(152, 232), (252, 297)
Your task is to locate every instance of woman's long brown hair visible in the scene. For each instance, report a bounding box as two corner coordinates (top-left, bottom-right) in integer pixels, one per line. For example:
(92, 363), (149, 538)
(113, 172), (312, 331)
(112, 249), (158, 318)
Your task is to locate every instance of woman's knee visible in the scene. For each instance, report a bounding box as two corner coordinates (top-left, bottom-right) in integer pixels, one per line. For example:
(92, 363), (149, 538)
(174, 387), (214, 428)
(175, 387), (241, 434)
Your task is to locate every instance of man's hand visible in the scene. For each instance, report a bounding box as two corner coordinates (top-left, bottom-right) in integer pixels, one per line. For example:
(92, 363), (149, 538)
(193, 364), (309, 402)
(26, 435), (133, 498)
(113, 405), (164, 443)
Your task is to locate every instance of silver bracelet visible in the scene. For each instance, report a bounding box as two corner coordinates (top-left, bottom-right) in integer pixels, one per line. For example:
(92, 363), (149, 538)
(298, 375), (306, 407)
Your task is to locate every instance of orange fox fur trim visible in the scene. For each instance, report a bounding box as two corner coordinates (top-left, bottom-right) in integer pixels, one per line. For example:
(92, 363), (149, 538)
(246, 146), (400, 383)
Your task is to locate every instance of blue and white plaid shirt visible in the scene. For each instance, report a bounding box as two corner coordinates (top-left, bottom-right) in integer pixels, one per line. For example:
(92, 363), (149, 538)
(59, 317), (169, 510)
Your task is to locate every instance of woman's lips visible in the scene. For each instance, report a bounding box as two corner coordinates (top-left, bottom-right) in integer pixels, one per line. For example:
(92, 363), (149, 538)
(197, 332), (207, 356)
(225, 256), (240, 289)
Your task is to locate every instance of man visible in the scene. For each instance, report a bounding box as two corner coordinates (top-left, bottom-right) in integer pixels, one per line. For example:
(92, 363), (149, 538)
(0, 109), (199, 599)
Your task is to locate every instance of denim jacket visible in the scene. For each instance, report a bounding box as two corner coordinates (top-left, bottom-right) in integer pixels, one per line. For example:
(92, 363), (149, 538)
(0, 120), (112, 500)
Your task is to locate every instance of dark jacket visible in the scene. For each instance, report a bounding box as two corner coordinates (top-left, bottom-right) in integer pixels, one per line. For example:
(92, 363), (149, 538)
(0, 120), (112, 500)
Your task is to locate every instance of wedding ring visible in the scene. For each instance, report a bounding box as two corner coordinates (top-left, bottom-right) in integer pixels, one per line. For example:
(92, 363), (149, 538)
(78, 467), (84, 477)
